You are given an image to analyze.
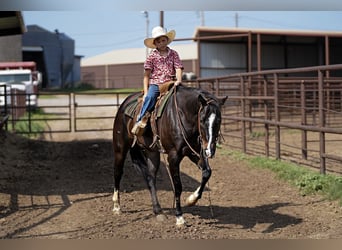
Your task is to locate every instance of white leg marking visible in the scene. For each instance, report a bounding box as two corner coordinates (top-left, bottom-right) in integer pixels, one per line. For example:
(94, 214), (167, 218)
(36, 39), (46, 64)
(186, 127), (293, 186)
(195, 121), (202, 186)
(176, 216), (186, 227)
(205, 113), (216, 158)
(186, 186), (201, 206)
(112, 190), (121, 214)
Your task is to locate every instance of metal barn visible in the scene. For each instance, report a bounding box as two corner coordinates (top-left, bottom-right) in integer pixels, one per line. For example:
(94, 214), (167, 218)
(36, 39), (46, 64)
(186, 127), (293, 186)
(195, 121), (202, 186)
(22, 25), (80, 89)
(193, 27), (342, 78)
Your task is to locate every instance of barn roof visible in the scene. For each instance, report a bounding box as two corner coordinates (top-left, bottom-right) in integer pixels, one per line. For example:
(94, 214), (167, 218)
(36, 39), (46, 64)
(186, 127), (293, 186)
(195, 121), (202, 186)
(193, 26), (342, 41)
(81, 43), (197, 67)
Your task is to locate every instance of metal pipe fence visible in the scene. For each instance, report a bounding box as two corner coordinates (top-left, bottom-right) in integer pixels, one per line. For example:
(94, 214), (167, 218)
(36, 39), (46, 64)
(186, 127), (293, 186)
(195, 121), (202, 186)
(2, 91), (132, 134)
(193, 64), (342, 175)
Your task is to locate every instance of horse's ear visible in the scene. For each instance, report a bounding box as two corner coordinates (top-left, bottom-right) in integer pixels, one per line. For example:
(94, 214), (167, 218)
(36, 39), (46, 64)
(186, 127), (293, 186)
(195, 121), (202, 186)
(198, 94), (207, 106)
(218, 96), (228, 106)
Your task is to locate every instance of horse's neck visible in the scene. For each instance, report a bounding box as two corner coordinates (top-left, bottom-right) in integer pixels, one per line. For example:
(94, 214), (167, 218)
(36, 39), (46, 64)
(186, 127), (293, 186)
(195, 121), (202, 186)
(171, 90), (200, 124)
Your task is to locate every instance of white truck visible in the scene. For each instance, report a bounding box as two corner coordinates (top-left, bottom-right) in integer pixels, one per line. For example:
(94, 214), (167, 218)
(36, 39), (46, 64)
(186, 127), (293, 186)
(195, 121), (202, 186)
(0, 61), (42, 109)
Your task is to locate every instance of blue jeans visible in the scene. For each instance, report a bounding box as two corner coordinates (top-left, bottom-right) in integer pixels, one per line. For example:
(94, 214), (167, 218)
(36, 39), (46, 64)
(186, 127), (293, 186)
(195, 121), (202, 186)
(137, 84), (160, 122)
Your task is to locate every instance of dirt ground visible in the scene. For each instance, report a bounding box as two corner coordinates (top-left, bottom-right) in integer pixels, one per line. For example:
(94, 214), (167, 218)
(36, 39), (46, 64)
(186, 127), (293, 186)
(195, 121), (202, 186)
(0, 129), (342, 239)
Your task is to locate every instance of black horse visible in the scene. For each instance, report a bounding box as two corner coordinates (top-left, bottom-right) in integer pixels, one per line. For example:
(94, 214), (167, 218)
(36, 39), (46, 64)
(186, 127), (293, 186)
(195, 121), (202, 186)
(112, 84), (227, 226)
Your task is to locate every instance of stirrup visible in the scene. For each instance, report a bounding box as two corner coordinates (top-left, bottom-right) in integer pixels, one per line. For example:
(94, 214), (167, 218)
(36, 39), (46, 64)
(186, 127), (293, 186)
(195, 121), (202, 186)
(150, 135), (166, 153)
(131, 135), (138, 148)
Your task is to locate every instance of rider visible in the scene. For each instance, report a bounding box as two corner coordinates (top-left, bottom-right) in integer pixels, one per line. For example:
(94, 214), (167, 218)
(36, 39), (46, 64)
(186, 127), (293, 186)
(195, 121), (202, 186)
(131, 26), (184, 135)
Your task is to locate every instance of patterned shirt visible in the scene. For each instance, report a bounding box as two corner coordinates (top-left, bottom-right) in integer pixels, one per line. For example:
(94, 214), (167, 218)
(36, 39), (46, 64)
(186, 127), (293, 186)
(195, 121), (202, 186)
(144, 47), (184, 85)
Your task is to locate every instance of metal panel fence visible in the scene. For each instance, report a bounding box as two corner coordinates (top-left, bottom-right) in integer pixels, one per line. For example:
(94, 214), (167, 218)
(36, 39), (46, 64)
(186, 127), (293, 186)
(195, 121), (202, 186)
(192, 64), (342, 175)
(1, 91), (131, 134)
(71, 92), (129, 132)
(1, 86), (26, 131)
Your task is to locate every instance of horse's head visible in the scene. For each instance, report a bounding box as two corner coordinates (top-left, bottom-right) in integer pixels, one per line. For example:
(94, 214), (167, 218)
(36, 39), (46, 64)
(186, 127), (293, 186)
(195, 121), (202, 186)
(198, 94), (228, 158)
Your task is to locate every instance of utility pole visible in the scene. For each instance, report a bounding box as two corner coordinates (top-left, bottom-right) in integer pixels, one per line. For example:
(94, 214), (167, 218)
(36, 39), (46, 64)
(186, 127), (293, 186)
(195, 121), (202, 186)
(160, 11), (164, 27)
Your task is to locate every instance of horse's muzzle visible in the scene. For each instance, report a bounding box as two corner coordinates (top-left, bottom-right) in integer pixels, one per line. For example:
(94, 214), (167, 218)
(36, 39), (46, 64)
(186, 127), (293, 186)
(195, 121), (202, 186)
(205, 145), (216, 158)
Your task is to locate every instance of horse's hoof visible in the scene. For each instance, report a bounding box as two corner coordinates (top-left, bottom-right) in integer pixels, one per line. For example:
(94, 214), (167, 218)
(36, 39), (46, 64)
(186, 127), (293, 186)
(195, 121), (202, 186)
(112, 207), (122, 215)
(156, 214), (167, 222)
(175, 216), (186, 227)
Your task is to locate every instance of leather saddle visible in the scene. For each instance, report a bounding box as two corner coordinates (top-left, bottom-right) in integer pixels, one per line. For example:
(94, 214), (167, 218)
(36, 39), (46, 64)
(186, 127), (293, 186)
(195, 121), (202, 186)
(125, 81), (175, 151)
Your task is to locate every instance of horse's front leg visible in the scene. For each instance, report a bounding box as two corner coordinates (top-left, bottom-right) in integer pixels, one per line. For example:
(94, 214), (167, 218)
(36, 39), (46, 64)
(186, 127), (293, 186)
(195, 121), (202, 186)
(186, 154), (211, 206)
(145, 151), (163, 215)
(168, 151), (186, 226)
(112, 189), (121, 214)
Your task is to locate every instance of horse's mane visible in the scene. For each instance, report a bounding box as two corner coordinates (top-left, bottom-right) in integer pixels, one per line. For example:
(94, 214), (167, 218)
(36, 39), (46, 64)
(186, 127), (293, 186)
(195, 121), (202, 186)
(177, 85), (220, 108)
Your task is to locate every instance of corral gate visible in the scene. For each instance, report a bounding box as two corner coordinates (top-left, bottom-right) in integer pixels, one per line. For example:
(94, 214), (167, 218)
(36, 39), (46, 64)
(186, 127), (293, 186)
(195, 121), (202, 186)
(2, 91), (133, 134)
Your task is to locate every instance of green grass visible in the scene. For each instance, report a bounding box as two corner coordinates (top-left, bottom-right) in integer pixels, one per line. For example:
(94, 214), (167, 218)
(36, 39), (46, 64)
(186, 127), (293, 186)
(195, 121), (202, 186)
(8, 108), (53, 138)
(219, 148), (342, 206)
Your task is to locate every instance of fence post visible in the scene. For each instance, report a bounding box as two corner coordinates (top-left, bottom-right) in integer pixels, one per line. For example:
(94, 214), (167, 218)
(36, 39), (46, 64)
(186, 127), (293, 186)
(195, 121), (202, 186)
(318, 70), (326, 174)
(71, 92), (75, 132)
(301, 80), (308, 160)
(263, 75), (269, 157)
(28, 92), (32, 133)
(247, 75), (252, 133)
(240, 76), (246, 153)
(274, 73), (281, 160)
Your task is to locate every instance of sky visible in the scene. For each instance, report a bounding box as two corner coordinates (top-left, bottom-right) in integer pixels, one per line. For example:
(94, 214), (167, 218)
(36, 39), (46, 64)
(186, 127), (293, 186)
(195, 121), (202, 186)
(22, 11), (342, 59)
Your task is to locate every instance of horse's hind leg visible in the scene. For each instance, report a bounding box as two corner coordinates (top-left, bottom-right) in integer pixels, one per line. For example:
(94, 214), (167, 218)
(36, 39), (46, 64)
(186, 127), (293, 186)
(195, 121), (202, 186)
(112, 129), (130, 214)
(130, 147), (163, 215)
(112, 153), (125, 214)
(112, 149), (127, 214)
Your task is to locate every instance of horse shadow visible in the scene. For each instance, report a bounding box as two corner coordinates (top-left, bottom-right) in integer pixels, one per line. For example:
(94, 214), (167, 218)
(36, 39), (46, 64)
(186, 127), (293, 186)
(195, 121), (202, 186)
(184, 202), (303, 233)
(121, 156), (203, 193)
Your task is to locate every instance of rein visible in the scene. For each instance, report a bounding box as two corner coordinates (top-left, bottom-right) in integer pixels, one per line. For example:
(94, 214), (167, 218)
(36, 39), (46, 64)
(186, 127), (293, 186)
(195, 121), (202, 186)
(173, 86), (202, 158)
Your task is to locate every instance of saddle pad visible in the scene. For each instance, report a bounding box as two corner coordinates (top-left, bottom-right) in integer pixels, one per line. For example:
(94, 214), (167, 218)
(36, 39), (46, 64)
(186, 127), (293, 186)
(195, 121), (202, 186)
(156, 87), (174, 118)
(124, 99), (140, 118)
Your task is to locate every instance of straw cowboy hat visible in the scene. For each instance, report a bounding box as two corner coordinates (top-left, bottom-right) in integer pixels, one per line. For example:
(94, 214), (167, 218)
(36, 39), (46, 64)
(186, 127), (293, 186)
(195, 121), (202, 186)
(144, 26), (176, 49)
